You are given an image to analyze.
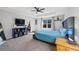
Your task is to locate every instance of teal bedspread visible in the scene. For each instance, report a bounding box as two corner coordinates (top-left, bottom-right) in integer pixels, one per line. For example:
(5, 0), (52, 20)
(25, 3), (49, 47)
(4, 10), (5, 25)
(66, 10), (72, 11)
(35, 29), (66, 43)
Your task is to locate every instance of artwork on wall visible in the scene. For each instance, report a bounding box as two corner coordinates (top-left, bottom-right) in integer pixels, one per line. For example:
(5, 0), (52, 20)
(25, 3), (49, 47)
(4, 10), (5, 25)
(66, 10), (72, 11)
(35, 19), (37, 25)
(53, 15), (64, 21)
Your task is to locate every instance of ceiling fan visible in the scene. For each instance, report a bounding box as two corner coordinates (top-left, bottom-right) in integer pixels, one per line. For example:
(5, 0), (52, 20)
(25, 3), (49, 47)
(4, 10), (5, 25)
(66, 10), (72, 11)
(32, 7), (45, 14)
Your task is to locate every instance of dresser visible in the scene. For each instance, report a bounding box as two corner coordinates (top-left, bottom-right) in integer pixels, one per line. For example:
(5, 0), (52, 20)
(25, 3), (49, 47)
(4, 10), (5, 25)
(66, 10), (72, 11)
(12, 27), (27, 38)
(55, 38), (79, 51)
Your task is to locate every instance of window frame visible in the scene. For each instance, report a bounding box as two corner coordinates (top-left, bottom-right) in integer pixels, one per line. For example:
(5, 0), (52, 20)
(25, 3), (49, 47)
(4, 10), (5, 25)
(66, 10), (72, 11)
(42, 19), (52, 28)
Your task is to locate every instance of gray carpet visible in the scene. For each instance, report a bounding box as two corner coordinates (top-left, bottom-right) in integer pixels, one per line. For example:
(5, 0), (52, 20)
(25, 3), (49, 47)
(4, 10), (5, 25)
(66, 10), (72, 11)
(0, 33), (56, 51)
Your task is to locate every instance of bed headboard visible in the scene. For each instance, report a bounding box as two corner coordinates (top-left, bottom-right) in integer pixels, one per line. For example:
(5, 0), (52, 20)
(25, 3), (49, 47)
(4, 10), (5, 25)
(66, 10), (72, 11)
(62, 17), (75, 40)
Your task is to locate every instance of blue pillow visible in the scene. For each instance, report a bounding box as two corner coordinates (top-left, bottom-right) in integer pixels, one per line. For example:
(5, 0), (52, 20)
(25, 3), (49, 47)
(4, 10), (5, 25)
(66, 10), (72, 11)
(59, 28), (67, 37)
(67, 29), (73, 35)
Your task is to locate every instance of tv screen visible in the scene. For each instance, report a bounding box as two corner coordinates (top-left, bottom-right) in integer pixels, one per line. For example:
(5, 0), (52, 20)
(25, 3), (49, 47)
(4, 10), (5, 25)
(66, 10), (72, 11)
(15, 18), (25, 26)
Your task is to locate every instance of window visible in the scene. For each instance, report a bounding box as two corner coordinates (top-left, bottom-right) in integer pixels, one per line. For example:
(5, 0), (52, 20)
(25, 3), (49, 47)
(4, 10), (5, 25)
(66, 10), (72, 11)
(43, 19), (52, 28)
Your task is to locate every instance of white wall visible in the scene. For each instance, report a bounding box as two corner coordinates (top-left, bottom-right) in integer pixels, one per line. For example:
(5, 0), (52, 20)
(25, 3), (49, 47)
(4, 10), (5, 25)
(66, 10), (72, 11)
(67, 7), (79, 44)
(35, 18), (42, 31)
(29, 7), (79, 44)
(0, 7), (73, 39)
(30, 7), (69, 32)
(0, 10), (27, 39)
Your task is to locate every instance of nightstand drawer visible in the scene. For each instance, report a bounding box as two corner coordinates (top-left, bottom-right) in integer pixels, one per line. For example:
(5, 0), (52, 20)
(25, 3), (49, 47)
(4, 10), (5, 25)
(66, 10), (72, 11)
(57, 45), (66, 51)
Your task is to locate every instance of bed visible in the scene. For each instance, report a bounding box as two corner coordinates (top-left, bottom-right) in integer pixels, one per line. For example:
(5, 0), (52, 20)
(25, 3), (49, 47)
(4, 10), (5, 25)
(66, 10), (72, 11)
(33, 28), (67, 43)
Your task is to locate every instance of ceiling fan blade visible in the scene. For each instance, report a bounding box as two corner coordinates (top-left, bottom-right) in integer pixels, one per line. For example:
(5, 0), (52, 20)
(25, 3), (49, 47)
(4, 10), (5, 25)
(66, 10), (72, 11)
(40, 11), (43, 13)
(32, 7), (45, 14)
(34, 7), (37, 9)
(34, 7), (39, 10)
(40, 8), (45, 10)
(32, 10), (36, 11)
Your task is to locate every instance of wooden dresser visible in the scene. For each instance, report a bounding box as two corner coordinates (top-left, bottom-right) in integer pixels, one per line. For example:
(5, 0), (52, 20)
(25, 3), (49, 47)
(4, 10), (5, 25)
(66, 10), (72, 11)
(55, 38), (79, 51)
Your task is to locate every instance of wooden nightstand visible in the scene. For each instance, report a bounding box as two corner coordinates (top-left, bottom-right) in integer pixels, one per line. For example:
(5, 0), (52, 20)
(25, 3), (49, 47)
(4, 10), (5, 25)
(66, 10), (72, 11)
(55, 38), (79, 51)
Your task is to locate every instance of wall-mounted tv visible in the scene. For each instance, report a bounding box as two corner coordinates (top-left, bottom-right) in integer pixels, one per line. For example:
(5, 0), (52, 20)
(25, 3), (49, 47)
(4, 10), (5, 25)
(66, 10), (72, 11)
(15, 18), (25, 26)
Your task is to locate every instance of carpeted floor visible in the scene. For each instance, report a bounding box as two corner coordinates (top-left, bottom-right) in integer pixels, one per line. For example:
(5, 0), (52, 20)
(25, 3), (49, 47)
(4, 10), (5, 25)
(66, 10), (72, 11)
(0, 33), (56, 51)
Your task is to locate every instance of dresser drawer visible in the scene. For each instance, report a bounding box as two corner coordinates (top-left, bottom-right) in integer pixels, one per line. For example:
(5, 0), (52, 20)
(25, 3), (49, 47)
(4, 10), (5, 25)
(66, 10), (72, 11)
(57, 45), (66, 51)
(66, 48), (75, 51)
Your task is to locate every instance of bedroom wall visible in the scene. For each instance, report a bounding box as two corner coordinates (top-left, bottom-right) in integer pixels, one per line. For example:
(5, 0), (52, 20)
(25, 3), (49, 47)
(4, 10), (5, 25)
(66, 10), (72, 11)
(35, 18), (42, 31)
(0, 10), (27, 39)
(0, 7), (72, 39)
(67, 7), (79, 43)
(30, 7), (69, 32)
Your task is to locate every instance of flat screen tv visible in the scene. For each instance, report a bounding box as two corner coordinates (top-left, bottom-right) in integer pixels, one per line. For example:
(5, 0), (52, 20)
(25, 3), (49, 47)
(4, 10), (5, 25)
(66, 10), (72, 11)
(15, 18), (25, 26)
